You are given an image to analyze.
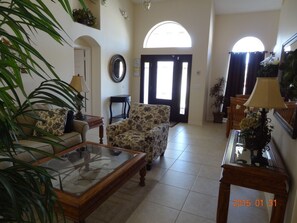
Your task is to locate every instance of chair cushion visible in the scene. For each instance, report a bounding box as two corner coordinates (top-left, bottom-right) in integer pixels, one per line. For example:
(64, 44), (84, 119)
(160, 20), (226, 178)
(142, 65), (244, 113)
(14, 140), (54, 162)
(112, 130), (147, 152)
(129, 103), (170, 131)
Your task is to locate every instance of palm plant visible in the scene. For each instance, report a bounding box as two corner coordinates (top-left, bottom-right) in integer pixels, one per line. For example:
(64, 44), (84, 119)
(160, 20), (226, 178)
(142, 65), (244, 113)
(0, 0), (87, 222)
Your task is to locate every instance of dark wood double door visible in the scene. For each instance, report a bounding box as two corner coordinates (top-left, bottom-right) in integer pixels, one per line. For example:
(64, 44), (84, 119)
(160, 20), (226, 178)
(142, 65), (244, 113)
(140, 54), (192, 123)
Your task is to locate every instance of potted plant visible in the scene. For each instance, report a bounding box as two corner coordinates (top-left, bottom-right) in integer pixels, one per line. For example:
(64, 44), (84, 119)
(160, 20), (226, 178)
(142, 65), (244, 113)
(279, 49), (297, 101)
(0, 0), (86, 222)
(209, 77), (226, 123)
(73, 8), (96, 27)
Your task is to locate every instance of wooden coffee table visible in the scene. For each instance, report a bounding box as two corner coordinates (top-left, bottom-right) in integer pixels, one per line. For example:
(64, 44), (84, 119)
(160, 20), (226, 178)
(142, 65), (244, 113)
(36, 141), (146, 223)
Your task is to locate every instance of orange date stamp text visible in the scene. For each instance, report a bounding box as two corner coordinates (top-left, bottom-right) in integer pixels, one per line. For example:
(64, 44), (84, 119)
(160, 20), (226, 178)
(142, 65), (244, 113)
(232, 199), (277, 207)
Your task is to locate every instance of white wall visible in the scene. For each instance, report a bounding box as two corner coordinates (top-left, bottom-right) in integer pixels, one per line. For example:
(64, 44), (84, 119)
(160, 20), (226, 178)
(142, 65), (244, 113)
(132, 0), (214, 125)
(21, 0), (133, 125)
(271, 0), (297, 222)
(209, 10), (280, 120)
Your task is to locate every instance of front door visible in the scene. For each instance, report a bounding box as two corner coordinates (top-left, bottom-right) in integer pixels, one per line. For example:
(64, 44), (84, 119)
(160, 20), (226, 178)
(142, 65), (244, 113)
(140, 55), (192, 123)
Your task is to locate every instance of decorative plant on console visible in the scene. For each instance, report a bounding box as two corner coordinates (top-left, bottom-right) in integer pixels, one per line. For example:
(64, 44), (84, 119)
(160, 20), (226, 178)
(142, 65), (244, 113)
(0, 0), (86, 222)
(209, 77), (226, 123)
(240, 110), (273, 154)
(258, 53), (280, 77)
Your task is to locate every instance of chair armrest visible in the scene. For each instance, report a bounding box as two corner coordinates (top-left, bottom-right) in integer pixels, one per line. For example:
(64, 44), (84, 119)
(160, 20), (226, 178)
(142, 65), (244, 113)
(73, 120), (89, 142)
(106, 119), (130, 144)
(146, 123), (170, 139)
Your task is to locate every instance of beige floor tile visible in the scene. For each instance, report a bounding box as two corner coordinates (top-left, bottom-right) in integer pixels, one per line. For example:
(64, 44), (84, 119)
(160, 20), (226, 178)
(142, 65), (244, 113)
(144, 166), (168, 181)
(229, 186), (267, 211)
(152, 156), (176, 169)
(166, 142), (188, 151)
(145, 183), (189, 210)
(160, 169), (196, 189)
(170, 159), (201, 175)
(182, 192), (218, 220)
(84, 122), (269, 223)
(176, 212), (215, 223)
(198, 165), (222, 180)
(185, 144), (225, 158)
(126, 200), (179, 223)
(227, 204), (269, 223)
(163, 149), (183, 159)
(191, 176), (219, 197)
(178, 151), (222, 167)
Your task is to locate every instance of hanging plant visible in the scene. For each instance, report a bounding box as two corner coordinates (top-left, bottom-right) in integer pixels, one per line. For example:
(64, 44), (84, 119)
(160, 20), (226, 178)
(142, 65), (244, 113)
(73, 8), (96, 27)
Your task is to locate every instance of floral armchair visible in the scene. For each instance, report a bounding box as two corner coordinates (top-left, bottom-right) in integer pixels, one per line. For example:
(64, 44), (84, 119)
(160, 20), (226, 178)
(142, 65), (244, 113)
(106, 103), (170, 170)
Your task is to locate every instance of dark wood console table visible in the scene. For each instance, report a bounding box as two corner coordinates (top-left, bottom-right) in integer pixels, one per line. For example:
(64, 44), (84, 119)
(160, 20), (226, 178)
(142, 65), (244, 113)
(109, 95), (131, 124)
(217, 130), (289, 223)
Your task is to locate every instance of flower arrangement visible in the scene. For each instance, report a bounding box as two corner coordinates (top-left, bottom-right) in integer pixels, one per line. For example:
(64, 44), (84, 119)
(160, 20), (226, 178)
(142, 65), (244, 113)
(258, 54), (280, 77)
(239, 110), (273, 150)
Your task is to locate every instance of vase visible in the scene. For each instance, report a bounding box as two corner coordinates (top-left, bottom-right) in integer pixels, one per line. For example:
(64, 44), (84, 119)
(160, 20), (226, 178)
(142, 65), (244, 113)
(244, 136), (269, 166)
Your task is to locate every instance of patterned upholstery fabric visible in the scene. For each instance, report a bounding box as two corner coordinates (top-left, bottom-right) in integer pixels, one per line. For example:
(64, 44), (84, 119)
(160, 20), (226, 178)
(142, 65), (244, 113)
(106, 103), (170, 169)
(34, 108), (68, 136)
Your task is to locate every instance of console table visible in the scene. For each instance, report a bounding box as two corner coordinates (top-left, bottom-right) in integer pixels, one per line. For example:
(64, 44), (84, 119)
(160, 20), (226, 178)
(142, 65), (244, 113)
(109, 95), (131, 124)
(83, 115), (104, 144)
(217, 130), (289, 223)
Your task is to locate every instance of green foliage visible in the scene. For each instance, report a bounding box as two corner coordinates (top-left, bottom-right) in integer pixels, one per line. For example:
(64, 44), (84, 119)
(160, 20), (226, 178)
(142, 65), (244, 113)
(209, 77), (225, 113)
(0, 0), (86, 222)
(279, 49), (297, 100)
(240, 111), (273, 150)
(73, 8), (96, 27)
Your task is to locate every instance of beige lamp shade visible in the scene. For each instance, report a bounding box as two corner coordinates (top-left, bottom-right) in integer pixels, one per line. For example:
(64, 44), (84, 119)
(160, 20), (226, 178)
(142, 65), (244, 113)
(244, 77), (287, 109)
(70, 74), (89, 93)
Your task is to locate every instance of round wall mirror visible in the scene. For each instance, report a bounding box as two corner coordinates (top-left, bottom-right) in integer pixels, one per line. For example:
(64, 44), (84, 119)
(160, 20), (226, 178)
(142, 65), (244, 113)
(109, 54), (126, 83)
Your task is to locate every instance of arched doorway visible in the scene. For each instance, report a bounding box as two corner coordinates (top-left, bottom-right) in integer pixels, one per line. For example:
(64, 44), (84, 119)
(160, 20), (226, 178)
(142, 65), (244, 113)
(141, 21), (192, 123)
(74, 36), (101, 115)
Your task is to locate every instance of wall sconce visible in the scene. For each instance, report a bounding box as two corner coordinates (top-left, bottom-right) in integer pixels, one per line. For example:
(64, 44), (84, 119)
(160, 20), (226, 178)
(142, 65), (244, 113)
(119, 9), (129, 20)
(143, 0), (151, 10)
(101, 0), (107, 6)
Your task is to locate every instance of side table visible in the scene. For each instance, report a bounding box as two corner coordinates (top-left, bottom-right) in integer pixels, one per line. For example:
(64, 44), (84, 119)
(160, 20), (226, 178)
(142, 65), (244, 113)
(83, 115), (104, 144)
(109, 95), (131, 124)
(217, 130), (290, 223)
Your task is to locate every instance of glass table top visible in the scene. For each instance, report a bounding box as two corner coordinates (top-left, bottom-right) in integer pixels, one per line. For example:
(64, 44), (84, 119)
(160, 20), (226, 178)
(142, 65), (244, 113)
(40, 143), (135, 196)
(232, 132), (272, 167)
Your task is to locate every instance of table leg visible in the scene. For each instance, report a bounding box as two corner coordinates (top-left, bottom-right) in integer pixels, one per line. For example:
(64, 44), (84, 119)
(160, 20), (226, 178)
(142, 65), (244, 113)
(109, 101), (113, 124)
(270, 194), (287, 223)
(99, 124), (104, 144)
(217, 182), (230, 223)
(139, 167), (146, 187)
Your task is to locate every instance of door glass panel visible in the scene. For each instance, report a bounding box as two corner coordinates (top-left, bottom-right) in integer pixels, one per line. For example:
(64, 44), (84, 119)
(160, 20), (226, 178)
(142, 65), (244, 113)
(144, 62), (150, 104)
(156, 61), (174, 100)
(180, 62), (188, 115)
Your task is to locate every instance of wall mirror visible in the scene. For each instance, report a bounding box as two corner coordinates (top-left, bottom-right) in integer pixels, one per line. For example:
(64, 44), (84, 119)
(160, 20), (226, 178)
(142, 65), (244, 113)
(274, 33), (297, 139)
(109, 54), (126, 83)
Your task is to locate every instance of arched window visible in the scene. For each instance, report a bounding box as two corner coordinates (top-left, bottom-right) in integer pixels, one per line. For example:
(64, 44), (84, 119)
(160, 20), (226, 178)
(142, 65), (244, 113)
(232, 36), (265, 52)
(144, 21), (192, 48)
(223, 36), (266, 114)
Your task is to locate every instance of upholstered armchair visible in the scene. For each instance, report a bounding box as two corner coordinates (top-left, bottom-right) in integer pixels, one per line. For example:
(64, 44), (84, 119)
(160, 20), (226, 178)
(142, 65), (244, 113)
(106, 103), (170, 170)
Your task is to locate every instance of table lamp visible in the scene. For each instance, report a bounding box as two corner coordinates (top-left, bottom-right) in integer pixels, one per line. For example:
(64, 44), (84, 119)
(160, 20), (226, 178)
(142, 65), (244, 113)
(244, 77), (286, 165)
(70, 74), (89, 120)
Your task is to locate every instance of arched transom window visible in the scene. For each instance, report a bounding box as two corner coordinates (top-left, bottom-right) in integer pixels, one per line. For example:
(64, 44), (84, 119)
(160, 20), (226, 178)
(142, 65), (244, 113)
(232, 36), (265, 52)
(144, 21), (192, 48)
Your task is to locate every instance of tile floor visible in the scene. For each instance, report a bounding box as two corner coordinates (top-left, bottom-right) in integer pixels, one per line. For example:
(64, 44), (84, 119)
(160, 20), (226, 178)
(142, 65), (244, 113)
(86, 122), (269, 223)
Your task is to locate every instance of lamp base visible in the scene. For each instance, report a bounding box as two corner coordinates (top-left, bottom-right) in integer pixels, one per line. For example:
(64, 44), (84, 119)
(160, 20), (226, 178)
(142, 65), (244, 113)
(75, 110), (84, 120)
(251, 149), (269, 166)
